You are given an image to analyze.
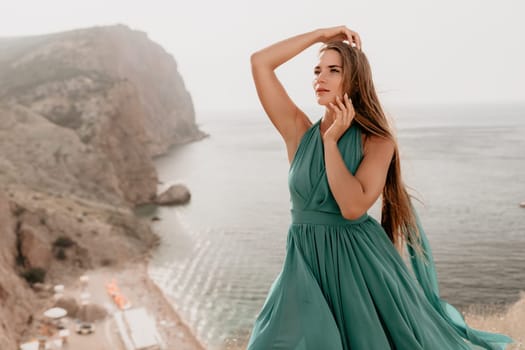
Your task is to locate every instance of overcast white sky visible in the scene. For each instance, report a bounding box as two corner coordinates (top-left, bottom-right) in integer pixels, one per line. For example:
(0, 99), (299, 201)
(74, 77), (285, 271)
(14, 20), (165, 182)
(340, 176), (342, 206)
(1, 0), (524, 113)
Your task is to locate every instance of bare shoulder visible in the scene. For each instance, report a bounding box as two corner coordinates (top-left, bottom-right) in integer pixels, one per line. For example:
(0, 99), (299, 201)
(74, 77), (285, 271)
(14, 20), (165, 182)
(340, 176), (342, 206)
(362, 134), (395, 160)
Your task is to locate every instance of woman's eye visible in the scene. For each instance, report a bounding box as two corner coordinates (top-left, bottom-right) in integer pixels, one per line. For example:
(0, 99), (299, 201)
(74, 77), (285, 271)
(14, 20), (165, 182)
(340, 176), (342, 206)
(314, 71), (320, 75)
(330, 69), (340, 73)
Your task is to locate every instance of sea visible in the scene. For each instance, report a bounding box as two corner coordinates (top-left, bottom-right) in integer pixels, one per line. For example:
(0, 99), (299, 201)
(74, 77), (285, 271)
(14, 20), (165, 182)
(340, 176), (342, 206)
(139, 102), (525, 349)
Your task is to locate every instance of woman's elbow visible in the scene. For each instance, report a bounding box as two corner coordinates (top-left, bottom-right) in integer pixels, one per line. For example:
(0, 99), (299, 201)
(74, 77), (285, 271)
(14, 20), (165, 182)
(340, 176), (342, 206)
(250, 51), (263, 67)
(250, 51), (274, 70)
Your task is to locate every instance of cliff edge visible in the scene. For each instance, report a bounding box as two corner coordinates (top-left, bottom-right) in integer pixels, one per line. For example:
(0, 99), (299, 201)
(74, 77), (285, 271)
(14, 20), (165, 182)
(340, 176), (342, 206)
(0, 24), (205, 349)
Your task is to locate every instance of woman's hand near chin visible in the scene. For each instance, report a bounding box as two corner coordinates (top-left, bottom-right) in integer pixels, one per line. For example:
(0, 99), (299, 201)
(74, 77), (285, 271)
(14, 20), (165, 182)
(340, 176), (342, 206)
(323, 93), (356, 144)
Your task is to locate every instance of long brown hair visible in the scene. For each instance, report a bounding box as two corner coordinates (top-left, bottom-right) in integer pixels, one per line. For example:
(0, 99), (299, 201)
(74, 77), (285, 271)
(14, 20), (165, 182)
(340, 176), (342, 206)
(320, 41), (423, 256)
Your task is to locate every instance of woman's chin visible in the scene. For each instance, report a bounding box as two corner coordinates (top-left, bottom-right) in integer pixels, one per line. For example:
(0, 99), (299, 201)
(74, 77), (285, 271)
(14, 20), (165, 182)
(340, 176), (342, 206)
(316, 95), (335, 107)
(316, 98), (330, 107)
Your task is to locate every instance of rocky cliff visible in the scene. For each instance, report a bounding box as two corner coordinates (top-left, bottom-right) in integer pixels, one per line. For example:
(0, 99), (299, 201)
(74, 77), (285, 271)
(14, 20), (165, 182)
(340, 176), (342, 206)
(0, 24), (206, 205)
(0, 193), (36, 349)
(0, 25), (205, 348)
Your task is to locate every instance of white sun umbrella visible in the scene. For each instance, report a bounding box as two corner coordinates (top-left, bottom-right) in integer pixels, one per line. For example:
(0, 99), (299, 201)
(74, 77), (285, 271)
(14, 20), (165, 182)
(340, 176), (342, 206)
(44, 307), (67, 319)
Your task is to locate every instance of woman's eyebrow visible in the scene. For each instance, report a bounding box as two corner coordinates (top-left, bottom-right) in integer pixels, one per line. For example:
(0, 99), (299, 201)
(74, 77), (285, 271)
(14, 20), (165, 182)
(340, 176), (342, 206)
(314, 64), (343, 69)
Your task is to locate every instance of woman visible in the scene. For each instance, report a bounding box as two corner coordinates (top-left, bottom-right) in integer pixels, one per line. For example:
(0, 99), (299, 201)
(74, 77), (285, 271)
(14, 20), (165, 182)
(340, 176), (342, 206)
(247, 26), (514, 350)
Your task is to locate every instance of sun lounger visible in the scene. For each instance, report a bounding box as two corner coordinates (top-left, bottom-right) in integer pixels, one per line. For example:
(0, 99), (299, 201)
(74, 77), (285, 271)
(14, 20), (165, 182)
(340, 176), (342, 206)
(124, 307), (164, 350)
(19, 341), (39, 350)
(114, 311), (136, 350)
(113, 307), (164, 350)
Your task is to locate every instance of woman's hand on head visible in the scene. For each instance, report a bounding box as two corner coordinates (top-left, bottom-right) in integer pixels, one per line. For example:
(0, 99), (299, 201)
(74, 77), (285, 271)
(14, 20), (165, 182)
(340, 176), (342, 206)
(319, 26), (362, 50)
(323, 93), (356, 143)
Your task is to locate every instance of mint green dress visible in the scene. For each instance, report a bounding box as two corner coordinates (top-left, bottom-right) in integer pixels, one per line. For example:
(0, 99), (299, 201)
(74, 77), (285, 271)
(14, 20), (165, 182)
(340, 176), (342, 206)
(247, 118), (514, 350)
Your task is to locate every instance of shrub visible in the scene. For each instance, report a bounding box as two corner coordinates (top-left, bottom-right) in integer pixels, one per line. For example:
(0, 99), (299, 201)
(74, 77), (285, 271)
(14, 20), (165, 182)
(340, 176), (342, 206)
(55, 248), (67, 260)
(22, 268), (46, 284)
(100, 258), (114, 267)
(53, 236), (75, 248)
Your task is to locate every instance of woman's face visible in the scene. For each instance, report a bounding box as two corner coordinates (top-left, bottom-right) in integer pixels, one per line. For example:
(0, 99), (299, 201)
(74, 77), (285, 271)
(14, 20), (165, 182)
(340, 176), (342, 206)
(313, 49), (344, 107)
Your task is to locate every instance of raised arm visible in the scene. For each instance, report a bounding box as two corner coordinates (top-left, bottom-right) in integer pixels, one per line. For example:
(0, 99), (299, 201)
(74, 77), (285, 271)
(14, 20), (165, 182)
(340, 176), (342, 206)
(250, 26), (362, 163)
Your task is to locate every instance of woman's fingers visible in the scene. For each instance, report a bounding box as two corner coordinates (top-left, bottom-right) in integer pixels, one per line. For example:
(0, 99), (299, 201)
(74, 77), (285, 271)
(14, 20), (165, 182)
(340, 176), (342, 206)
(342, 27), (361, 50)
(329, 102), (344, 129)
(328, 102), (341, 120)
(330, 95), (355, 124)
(322, 26), (362, 50)
(343, 93), (355, 122)
(335, 97), (346, 125)
(335, 95), (352, 126)
(335, 95), (346, 113)
(349, 30), (362, 50)
(325, 97), (354, 142)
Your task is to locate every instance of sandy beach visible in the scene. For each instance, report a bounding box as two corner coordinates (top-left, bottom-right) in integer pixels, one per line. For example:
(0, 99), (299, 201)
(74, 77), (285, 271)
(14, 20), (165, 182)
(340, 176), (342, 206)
(18, 260), (204, 350)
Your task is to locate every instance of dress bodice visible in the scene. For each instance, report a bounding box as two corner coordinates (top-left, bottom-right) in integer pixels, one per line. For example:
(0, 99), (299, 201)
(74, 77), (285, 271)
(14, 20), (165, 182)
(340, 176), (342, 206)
(288, 118), (365, 214)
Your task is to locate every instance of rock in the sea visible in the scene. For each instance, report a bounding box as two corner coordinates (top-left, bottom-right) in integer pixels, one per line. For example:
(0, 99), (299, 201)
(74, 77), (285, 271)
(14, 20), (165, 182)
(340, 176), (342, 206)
(155, 184), (191, 205)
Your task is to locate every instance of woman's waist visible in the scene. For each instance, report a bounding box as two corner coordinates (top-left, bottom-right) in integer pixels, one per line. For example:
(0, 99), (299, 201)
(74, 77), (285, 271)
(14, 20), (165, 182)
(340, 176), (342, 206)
(290, 209), (369, 226)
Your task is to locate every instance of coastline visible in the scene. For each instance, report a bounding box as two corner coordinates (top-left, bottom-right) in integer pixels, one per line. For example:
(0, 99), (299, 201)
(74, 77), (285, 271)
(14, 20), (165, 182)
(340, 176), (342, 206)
(19, 257), (205, 350)
(7, 184), (205, 350)
(115, 260), (206, 350)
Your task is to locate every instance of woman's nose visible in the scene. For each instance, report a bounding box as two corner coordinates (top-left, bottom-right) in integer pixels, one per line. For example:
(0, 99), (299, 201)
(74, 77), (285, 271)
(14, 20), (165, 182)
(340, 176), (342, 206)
(316, 72), (327, 83)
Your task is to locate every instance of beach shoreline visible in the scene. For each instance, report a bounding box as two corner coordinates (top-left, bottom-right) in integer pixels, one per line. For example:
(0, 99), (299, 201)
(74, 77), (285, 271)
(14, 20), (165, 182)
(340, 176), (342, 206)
(18, 257), (205, 350)
(2, 183), (204, 349)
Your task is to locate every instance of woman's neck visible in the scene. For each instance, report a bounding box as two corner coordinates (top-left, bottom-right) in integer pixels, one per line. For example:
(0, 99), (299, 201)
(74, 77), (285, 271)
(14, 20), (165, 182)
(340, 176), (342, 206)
(322, 109), (336, 125)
